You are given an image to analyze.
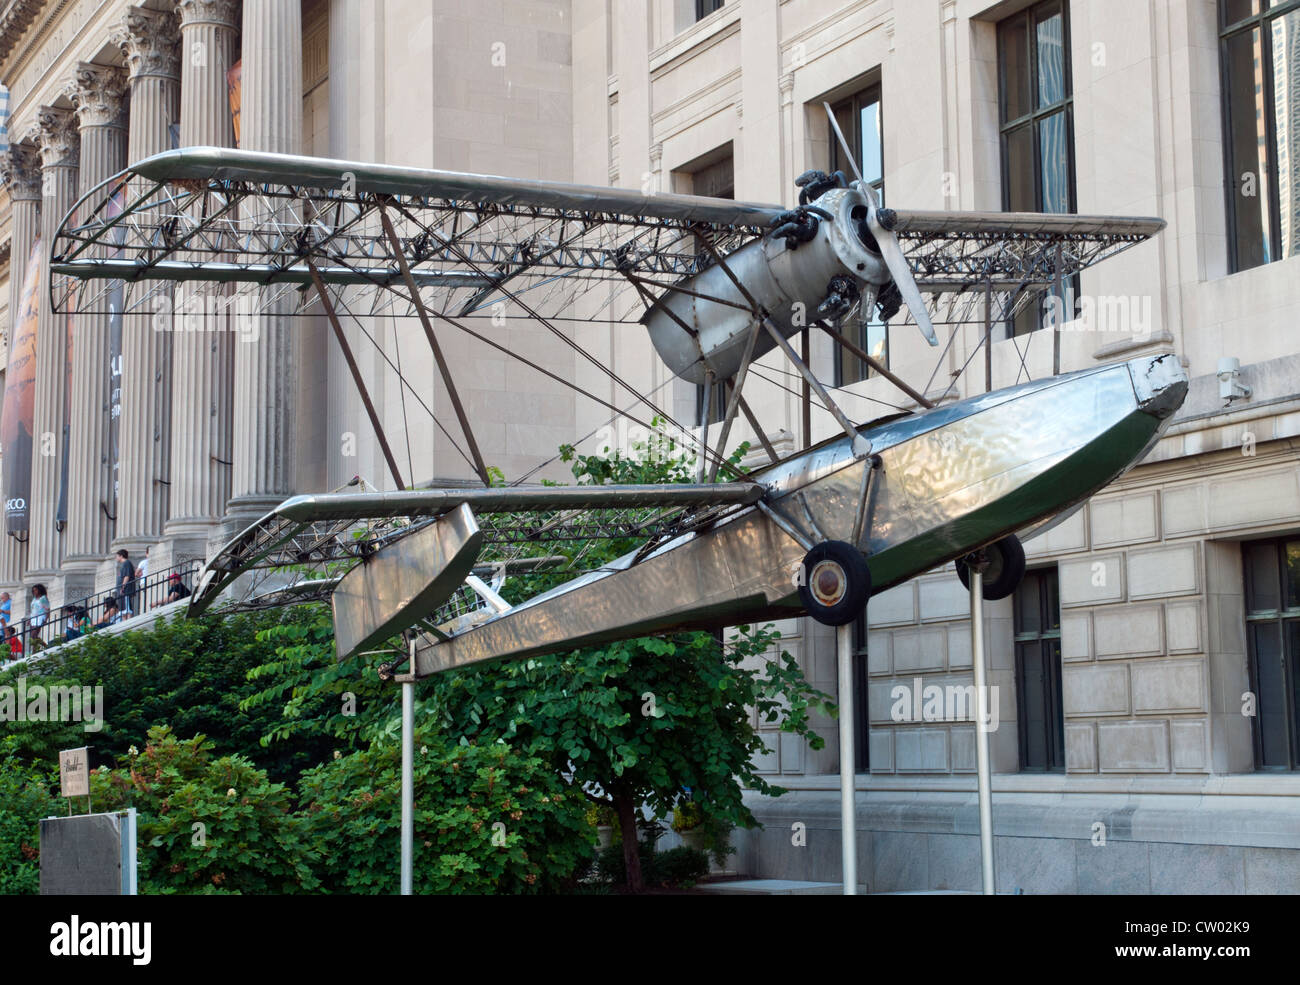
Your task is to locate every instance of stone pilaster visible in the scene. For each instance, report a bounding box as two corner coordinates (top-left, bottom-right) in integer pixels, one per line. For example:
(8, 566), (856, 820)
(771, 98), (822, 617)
(113, 5), (180, 560)
(0, 143), (41, 590)
(224, 0), (300, 530)
(166, 0), (238, 556)
(61, 64), (128, 592)
(26, 107), (78, 581)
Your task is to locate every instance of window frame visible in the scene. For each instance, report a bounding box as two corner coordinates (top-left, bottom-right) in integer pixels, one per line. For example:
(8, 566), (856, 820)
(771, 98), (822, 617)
(1243, 535), (1300, 770)
(1012, 567), (1065, 772)
(828, 83), (890, 386)
(997, 0), (1077, 338)
(1218, 0), (1300, 273)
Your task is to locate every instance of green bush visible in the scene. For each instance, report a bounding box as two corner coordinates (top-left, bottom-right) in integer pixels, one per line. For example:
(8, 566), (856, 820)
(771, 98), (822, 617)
(297, 731), (594, 894)
(3, 609), (336, 780)
(88, 726), (318, 894)
(0, 737), (59, 894)
(655, 846), (710, 888)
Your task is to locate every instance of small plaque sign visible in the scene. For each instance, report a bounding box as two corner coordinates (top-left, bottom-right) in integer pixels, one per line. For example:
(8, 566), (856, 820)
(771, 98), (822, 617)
(59, 747), (89, 799)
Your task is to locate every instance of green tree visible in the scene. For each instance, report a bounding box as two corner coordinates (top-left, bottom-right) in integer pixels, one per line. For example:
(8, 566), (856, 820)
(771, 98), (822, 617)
(0, 737), (59, 894)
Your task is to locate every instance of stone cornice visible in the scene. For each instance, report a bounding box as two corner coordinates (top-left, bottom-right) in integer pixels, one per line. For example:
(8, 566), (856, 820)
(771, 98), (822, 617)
(65, 61), (128, 129)
(0, 0), (46, 71)
(115, 4), (181, 81)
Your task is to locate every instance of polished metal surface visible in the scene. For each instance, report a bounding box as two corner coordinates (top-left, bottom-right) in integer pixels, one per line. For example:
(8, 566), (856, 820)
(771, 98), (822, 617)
(411, 354), (1187, 676)
(331, 503), (482, 661)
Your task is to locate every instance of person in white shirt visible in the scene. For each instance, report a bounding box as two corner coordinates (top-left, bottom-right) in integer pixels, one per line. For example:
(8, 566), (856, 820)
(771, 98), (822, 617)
(29, 584), (50, 628)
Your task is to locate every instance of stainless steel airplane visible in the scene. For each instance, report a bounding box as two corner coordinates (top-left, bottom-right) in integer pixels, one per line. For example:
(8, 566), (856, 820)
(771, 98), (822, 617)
(49, 117), (1184, 678)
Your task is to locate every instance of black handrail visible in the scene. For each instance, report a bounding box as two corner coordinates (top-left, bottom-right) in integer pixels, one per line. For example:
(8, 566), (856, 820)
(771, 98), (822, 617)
(0, 558), (204, 660)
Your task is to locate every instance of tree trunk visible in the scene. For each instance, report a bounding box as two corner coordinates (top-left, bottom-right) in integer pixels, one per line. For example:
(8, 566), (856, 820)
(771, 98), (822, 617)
(614, 794), (643, 892)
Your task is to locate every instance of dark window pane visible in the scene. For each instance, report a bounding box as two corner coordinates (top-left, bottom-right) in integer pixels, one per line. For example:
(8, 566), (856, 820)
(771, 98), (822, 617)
(1252, 622), (1291, 766)
(1014, 572), (1042, 636)
(1000, 14), (1031, 122)
(1290, 620), (1300, 764)
(1036, 9), (1067, 108)
(1224, 27), (1274, 269)
(1005, 123), (1035, 211)
(1044, 573), (1060, 632)
(1038, 110), (1071, 212)
(1222, 0), (1262, 27)
(1287, 540), (1300, 608)
(1019, 641), (1048, 768)
(1272, 9), (1300, 259)
(1246, 540), (1282, 612)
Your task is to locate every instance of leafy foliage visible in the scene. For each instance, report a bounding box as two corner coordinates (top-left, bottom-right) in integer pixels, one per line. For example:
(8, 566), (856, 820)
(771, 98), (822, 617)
(298, 732), (593, 894)
(88, 726), (318, 894)
(0, 737), (58, 894)
(2, 609), (335, 780)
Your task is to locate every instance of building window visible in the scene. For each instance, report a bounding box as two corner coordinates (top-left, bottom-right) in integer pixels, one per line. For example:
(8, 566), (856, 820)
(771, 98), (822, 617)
(1013, 568), (1064, 771)
(1243, 537), (1300, 769)
(829, 84), (889, 385)
(997, 0), (1075, 337)
(695, 0), (724, 22)
(1220, 0), (1300, 272)
(677, 148), (735, 422)
(852, 608), (871, 772)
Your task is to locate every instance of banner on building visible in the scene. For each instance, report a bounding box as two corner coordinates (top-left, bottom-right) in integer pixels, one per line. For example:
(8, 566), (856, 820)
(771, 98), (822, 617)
(228, 59), (241, 147)
(107, 187), (125, 519)
(2, 237), (39, 534)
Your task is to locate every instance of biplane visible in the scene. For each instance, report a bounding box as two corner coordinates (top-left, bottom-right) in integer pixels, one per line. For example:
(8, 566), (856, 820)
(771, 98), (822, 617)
(50, 111), (1187, 679)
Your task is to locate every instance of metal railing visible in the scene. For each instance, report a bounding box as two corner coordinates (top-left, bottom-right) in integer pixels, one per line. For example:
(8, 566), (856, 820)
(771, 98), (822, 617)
(1, 559), (204, 661)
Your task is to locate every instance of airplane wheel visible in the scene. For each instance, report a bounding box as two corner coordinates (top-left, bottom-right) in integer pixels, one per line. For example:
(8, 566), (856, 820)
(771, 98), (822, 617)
(798, 541), (871, 626)
(956, 534), (1026, 601)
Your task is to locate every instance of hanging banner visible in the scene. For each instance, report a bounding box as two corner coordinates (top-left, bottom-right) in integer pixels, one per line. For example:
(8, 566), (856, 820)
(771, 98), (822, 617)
(2, 237), (40, 534)
(106, 186), (125, 521)
(227, 59), (241, 147)
(56, 304), (72, 530)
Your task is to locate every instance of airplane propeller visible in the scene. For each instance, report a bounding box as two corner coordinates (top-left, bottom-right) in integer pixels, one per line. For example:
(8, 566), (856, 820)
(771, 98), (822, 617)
(823, 102), (939, 347)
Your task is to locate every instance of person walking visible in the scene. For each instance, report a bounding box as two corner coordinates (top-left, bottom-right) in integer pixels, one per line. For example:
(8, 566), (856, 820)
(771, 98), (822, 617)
(29, 584), (50, 629)
(116, 549), (137, 617)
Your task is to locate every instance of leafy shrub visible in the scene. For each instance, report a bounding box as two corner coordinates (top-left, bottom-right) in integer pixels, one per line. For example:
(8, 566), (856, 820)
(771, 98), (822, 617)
(4, 609), (336, 780)
(0, 737), (58, 894)
(88, 726), (318, 894)
(297, 731), (593, 894)
(655, 846), (710, 888)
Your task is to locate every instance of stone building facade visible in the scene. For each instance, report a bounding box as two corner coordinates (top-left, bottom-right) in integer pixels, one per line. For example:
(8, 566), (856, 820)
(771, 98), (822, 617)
(1, 0), (1298, 892)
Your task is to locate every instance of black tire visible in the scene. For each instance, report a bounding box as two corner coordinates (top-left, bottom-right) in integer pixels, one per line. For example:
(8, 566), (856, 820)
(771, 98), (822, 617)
(797, 540), (872, 626)
(955, 534), (1027, 601)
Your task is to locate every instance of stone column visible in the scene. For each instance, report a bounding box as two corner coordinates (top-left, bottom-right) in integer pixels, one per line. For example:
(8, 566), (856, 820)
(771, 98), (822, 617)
(165, 0), (238, 557)
(113, 5), (181, 561)
(26, 107), (79, 585)
(61, 64), (128, 595)
(0, 144), (41, 591)
(225, 0), (300, 529)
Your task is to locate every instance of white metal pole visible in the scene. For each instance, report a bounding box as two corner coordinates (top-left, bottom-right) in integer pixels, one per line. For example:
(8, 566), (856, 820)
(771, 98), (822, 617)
(400, 677), (414, 896)
(836, 622), (857, 895)
(969, 569), (996, 895)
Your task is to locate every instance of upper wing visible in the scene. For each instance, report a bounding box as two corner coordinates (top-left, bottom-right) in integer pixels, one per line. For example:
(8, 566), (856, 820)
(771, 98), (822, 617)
(189, 481), (765, 619)
(52, 147), (1162, 319)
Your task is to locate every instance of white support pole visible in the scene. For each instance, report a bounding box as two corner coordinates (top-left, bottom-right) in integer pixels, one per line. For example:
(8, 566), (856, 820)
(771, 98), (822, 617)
(400, 676), (414, 896)
(836, 622), (858, 895)
(970, 570), (996, 895)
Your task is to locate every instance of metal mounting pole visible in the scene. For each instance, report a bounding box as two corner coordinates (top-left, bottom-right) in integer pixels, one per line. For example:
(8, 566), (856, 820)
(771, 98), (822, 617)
(969, 569), (996, 895)
(836, 621), (858, 895)
(400, 638), (415, 896)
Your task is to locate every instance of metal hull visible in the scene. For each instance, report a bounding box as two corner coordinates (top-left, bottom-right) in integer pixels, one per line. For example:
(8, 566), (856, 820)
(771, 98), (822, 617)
(412, 354), (1187, 677)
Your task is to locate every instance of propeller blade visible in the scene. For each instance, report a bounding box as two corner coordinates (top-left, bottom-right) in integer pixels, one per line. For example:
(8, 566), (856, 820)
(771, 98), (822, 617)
(822, 102), (938, 347)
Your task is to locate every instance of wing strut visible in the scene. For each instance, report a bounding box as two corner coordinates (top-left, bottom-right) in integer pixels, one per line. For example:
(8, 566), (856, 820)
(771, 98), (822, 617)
(306, 260), (407, 490)
(708, 319), (761, 481)
(817, 321), (936, 409)
(378, 201), (491, 487)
